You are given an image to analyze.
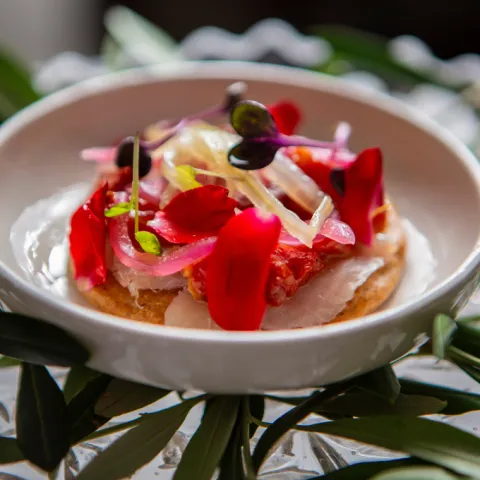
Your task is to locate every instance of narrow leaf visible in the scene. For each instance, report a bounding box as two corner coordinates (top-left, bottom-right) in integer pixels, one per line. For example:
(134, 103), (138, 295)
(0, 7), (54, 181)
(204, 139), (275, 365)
(305, 416), (480, 478)
(0, 436), (24, 465)
(354, 365), (400, 403)
(242, 398), (256, 480)
(76, 396), (204, 480)
(63, 366), (101, 403)
(218, 428), (243, 480)
(311, 459), (424, 480)
(371, 466), (461, 479)
(433, 314), (457, 360)
(249, 395), (265, 438)
(135, 231), (162, 255)
(16, 364), (70, 472)
(400, 379), (480, 415)
(319, 391), (446, 417)
(453, 318), (480, 358)
(448, 346), (480, 368)
(68, 375), (112, 444)
(457, 363), (480, 384)
(0, 356), (21, 368)
(0, 312), (89, 366)
(174, 396), (240, 480)
(253, 383), (348, 472)
(95, 379), (170, 417)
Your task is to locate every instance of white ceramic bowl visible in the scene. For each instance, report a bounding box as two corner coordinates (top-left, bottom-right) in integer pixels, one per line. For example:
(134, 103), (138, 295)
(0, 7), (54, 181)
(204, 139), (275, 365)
(0, 62), (479, 393)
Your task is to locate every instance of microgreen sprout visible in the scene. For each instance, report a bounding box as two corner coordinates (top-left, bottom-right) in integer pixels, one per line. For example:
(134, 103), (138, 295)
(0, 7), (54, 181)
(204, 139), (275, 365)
(228, 101), (346, 170)
(106, 133), (162, 256)
(113, 82), (247, 176)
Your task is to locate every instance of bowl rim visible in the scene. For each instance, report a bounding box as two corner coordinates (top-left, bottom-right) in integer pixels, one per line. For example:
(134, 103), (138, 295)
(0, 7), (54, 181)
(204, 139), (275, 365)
(1, 60), (479, 344)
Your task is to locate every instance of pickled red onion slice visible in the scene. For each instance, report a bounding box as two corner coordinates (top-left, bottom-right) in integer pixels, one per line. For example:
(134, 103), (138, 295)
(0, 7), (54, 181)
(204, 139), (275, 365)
(108, 194), (216, 276)
(279, 217), (355, 246)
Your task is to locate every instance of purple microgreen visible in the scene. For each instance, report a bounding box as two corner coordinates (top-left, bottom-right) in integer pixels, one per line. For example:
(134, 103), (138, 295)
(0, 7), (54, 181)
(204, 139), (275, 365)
(228, 100), (343, 171)
(229, 141), (279, 170)
(230, 101), (278, 139)
(135, 231), (162, 256)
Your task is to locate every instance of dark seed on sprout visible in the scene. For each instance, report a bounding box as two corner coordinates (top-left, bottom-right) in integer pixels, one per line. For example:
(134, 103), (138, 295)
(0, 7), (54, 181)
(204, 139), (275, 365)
(330, 169), (345, 197)
(115, 136), (152, 178)
(228, 140), (279, 170)
(230, 101), (278, 139)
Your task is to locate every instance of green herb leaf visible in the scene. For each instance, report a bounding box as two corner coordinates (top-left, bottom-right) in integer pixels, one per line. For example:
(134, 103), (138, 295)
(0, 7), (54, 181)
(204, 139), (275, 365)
(0, 311), (89, 367)
(16, 363), (70, 472)
(174, 396), (240, 480)
(433, 314), (457, 360)
(104, 202), (132, 217)
(304, 416), (480, 478)
(0, 356), (21, 368)
(319, 391), (446, 417)
(311, 459), (424, 479)
(252, 383), (349, 472)
(76, 396), (204, 480)
(371, 466), (462, 480)
(67, 375), (112, 445)
(135, 231), (162, 255)
(354, 365), (401, 403)
(249, 395), (265, 438)
(63, 366), (101, 403)
(95, 379), (170, 417)
(0, 436), (25, 465)
(175, 165), (202, 190)
(400, 379), (480, 415)
(448, 346), (480, 369)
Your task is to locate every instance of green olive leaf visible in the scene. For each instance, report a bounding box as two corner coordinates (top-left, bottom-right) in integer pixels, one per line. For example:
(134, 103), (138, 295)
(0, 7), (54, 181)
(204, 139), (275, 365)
(399, 379), (480, 415)
(95, 379), (170, 417)
(0, 311), (89, 367)
(354, 365), (401, 404)
(304, 416), (480, 478)
(0, 436), (25, 465)
(310, 458), (425, 480)
(16, 363), (70, 472)
(174, 396), (240, 480)
(63, 366), (101, 403)
(67, 375), (113, 445)
(135, 231), (162, 255)
(76, 396), (205, 480)
(433, 314), (457, 360)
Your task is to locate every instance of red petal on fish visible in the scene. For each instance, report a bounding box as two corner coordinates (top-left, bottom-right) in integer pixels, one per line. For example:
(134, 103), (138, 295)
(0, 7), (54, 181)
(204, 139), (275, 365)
(149, 185), (238, 244)
(339, 147), (384, 246)
(69, 183), (108, 290)
(268, 101), (302, 135)
(206, 208), (281, 331)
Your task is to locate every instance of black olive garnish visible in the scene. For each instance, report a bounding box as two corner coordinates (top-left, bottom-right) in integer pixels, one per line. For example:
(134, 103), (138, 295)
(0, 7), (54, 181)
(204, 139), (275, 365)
(115, 136), (152, 178)
(330, 169), (345, 197)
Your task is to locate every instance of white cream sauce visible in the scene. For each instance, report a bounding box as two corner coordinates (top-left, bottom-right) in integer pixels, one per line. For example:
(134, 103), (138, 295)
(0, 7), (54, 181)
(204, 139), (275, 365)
(10, 183), (437, 328)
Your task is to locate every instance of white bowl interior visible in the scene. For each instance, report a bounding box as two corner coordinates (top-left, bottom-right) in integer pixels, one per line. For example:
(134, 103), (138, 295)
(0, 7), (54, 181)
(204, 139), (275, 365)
(0, 64), (479, 320)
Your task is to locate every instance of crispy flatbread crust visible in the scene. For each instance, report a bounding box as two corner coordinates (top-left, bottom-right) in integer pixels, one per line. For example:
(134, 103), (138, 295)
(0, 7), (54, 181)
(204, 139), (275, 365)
(76, 214), (406, 328)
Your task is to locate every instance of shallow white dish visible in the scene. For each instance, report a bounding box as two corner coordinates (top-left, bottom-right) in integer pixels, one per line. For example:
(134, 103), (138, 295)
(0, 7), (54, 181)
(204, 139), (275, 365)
(0, 62), (479, 393)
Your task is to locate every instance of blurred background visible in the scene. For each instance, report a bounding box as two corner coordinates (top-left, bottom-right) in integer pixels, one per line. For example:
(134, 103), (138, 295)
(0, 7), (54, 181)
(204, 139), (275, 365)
(2, 0), (480, 151)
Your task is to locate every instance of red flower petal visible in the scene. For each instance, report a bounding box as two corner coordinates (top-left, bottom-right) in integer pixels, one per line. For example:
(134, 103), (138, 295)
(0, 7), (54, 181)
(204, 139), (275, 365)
(149, 185), (238, 244)
(268, 101), (302, 135)
(206, 208), (281, 331)
(339, 148), (384, 246)
(69, 183), (108, 290)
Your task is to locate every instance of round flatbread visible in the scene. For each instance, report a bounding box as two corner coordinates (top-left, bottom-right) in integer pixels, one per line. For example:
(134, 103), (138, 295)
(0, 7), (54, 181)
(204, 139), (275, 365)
(75, 208), (406, 328)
